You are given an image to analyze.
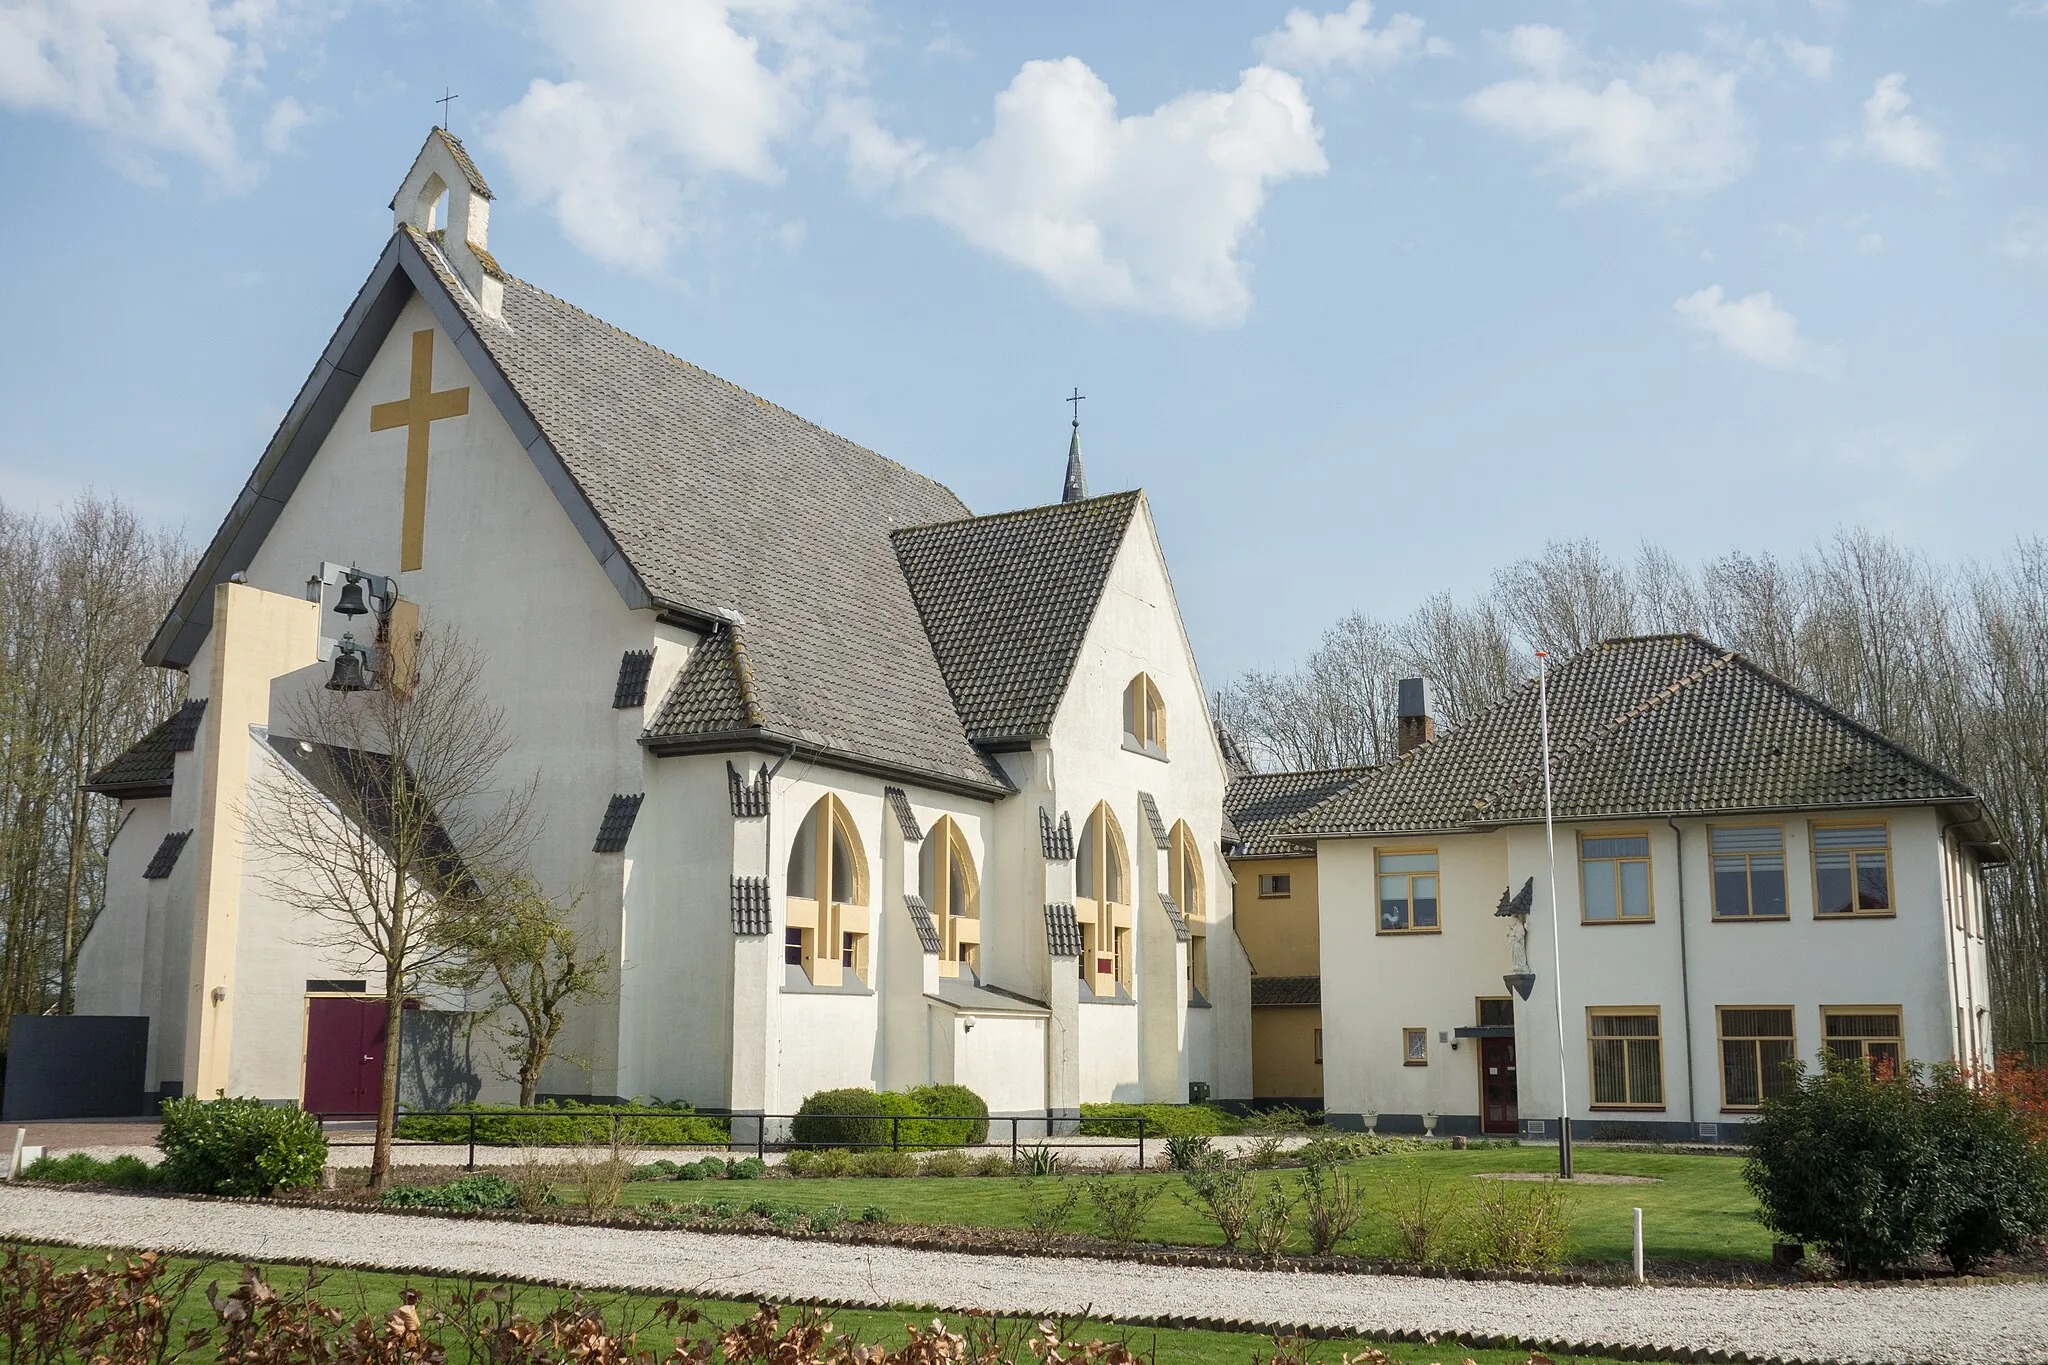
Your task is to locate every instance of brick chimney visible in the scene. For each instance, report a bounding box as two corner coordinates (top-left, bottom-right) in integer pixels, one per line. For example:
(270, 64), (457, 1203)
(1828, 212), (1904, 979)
(1397, 677), (1434, 756)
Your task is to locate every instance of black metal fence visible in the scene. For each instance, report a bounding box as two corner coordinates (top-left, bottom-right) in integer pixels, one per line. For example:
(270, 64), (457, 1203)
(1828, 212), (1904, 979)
(313, 1109), (1155, 1172)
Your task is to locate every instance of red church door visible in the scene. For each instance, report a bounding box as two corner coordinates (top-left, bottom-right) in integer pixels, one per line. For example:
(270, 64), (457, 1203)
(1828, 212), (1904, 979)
(1480, 1036), (1519, 1134)
(303, 997), (387, 1115)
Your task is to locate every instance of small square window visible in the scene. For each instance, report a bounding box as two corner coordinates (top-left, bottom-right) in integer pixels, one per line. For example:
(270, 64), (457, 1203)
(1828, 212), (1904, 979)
(784, 928), (803, 966)
(1379, 851), (1439, 933)
(1581, 834), (1652, 921)
(1402, 1027), (1428, 1066)
(1823, 1006), (1904, 1072)
(1711, 826), (1787, 919)
(1258, 873), (1293, 898)
(1813, 825), (1891, 916)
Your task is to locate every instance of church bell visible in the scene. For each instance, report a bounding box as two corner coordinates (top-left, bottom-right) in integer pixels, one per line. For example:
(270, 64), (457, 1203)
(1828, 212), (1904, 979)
(327, 633), (373, 691)
(333, 573), (371, 617)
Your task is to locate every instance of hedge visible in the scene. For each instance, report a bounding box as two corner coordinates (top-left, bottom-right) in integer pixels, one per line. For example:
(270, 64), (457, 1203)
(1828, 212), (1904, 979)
(789, 1085), (989, 1150)
(157, 1096), (327, 1196)
(394, 1100), (729, 1147)
(1077, 1102), (1239, 1138)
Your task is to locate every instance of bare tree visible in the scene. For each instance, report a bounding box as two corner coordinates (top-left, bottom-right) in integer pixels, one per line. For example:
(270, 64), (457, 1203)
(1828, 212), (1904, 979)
(245, 623), (535, 1188)
(1492, 538), (1636, 655)
(1396, 592), (1524, 727)
(439, 880), (610, 1107)
(0, 496), (188, 1037)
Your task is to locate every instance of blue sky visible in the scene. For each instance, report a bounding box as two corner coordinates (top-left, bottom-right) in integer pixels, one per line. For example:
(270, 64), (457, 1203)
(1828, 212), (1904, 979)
(1, 1), (2042, 685)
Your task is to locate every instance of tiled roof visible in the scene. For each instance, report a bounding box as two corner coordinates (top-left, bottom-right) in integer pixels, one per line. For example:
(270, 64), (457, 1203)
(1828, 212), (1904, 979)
(592, 793), (643, 853)
(1137, 792), (1170, 849)
(732, 877), (771, 935)
(1289, 634), (1986, 838)
(727, 761), (769, 817)
(1039, 808), (1074, 860)
(612, 650), (654, 708)
(1158, 891), (1190, 943)
(84, 699), (207, 798)
(411, 241), (1009, 797)
(1222, 765), (1374, 859)
(892, 492), (1142, 743)
(904, 893), (942, 953)
(142, 830), (192, 880)
(885, 787), (924, 842)
(1251, 975), (1321, 1007)
(1044, 903), (1083, 957)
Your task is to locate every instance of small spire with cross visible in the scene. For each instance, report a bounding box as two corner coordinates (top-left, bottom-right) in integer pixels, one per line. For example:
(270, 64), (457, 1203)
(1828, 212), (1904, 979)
(1061, 387), (1089, 503)
(436, 88), (459, 130)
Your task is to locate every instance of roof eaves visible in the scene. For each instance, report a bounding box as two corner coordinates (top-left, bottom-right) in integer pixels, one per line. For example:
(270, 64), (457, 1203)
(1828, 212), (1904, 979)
(146, 229), (653, 670)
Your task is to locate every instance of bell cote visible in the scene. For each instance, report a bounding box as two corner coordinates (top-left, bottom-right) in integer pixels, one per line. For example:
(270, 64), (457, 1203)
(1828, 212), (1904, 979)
(390, 128), (503, 320)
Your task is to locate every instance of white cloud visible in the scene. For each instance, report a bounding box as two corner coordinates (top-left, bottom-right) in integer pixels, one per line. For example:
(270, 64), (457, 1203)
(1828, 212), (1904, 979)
(1465, 26), (1751, 198)
(1255, 1), (1447, 74)
(1673, 286), (1841, 377)
(1841, 72), (1942, 171)
(262, 95), (313, 154)
(1776, 35), (1834, 80)
(849, 59), (1326, 326)
(492, 0), (861, 270)
(1997, 209), (2048, 261)
(0, 0), (313, 182)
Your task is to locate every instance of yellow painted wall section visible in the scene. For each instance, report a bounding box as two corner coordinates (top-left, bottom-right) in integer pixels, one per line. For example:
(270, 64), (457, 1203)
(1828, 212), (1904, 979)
(185, 583), (320, 1098)
(1231, 855), (1320, 977)
(1252, 1007), (1323, 1099)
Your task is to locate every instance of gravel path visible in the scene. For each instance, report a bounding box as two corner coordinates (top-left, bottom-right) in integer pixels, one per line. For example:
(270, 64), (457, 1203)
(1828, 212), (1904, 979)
(0, 1187), (2041, 1363)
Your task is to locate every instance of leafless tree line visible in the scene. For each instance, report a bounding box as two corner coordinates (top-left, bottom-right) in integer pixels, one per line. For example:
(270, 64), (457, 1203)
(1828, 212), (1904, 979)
(1215, 531), (2048, 1056)
(0, 495), (191, 1044)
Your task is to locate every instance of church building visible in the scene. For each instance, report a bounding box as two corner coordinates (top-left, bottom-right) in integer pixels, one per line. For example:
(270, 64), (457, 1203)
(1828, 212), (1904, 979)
(75, 130), (1250, 1123)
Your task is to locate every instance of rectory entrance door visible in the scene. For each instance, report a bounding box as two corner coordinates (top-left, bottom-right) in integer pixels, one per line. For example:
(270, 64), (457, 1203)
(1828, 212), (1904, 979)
(1480, 1035), (1518, 1134)
(303, 996), (386, 1116)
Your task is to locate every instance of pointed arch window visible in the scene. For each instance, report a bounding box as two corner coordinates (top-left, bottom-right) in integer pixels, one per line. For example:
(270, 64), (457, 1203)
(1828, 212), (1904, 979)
(785, 794), (870, 986)
(1076, 802), (1133, 996)
(1122, 674), (1167, 759)
(924, 816), (981, 979)
(1170, 820), (1209, 999)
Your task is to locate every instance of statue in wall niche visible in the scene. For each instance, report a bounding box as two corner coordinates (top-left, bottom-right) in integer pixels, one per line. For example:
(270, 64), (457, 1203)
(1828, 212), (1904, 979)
(1497, 878), (1536, 1002)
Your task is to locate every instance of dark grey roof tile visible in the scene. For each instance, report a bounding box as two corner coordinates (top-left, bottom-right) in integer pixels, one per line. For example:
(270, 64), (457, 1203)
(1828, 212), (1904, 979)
(85, 699), (208, 798)
(905, 893), (942, 952)
(593, 793), (643, 852)
(1044, 903), (1083, 957)
(885, 788), (923, 842)
(732, 876), (771, 935)
(142, 830), (192, 880)
(612, 650), (654, 708)
(1223, 765), (1374, 859)
(892, 492), (1141, 742)
(1251, 975), (1321, 1007)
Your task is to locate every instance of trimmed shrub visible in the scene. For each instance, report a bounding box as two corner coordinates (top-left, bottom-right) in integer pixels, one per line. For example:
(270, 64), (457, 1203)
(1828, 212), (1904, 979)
(395, 1100), (727, 1147)
(788, 1088), (916, 1150)
(1077, 1103), (1237, 1138)
(919, 1149), (971, 1178)
(17, 1153), (161, 1188)
(789, 1085), (989, 1151)
(378, 1174), (519, 1211)
(157, 1096), (327, 1197)
(1926, 1068), (2048, 1273)
(901, 1084), (989, 1147)
(1745, 1056), (1947, 1275)
(726, 1156), (768, 1180)
(850, 1149), (918, 1178)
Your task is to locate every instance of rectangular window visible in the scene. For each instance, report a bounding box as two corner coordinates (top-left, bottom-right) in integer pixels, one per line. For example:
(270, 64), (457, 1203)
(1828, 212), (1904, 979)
(1258, 873), (1293, 898)
(1711, 826), (1787, 919)
(1823, 1006), (1904, 1072)
(1814, 825), (1891, 916)
(785, 927), (803, 966)
(1477, 997), (1514, 1028)
(1378, 850), (1440, 933)
(1581, 834), (1652, 921)
(1403, 1027), (1428, 1065)
(842, 931), (856, 970)
(1588, 1008), (1664, 1108)
(1718, 1006), (1796, 1110)
(1314, 1029), (1323, 1064)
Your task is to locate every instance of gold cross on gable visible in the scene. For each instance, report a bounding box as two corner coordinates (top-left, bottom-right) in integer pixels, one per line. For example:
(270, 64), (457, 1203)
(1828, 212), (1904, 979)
(370, 329), (470, 572)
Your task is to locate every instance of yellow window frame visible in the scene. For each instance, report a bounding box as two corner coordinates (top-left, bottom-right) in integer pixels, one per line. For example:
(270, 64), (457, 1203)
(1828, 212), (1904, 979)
(1810, 819), (1895, 919)
(1579, 829), (1655, 924)
(1586, 1006), (1665, 1110)
(1375, 846), (1441, 936)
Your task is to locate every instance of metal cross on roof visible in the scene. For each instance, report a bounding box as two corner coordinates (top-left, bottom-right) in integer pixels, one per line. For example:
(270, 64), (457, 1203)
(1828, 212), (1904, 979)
(1067, 387), (1085, 425)
(437, 89), (459, 130)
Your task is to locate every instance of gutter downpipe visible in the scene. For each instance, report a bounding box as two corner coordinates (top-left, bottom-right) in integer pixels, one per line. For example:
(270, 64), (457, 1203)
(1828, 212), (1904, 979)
(1666, 816), (1698, 1138)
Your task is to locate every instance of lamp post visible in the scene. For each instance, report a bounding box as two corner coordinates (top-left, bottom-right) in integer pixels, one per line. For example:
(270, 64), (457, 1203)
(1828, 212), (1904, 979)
(1537, 650), (1573, 1180)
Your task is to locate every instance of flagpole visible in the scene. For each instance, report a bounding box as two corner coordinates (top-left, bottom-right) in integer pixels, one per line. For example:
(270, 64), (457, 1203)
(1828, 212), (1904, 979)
(1537, 651), (1573, 1179)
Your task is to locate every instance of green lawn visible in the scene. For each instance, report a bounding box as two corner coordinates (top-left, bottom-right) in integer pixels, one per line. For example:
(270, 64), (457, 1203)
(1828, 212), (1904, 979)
(624, 1146), (1768, 1265)
(16, 1242), (1666, 1364)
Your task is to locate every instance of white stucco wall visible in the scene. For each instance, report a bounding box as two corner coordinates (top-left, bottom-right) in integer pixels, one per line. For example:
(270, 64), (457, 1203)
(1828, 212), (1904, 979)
(1042, 499), (1250, 1102)
(1318, 806), (1976, 1133)
(951, 1013), (1049, 1114)
(74, 799), (170, 1021)
(1078, 1000), (1141, 1102)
